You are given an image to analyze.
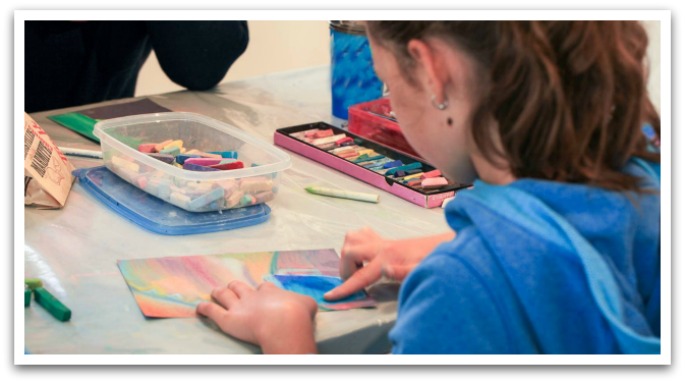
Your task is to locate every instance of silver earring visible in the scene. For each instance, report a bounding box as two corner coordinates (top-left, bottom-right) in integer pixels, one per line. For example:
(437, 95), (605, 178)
(431, 95), (448, 110)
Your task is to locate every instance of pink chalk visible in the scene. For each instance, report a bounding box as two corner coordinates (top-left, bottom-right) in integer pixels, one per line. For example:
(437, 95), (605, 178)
(338, 150), (359, 158)
(314, 129), (334, 138)
(303, 129), (320, 138)
(335, 136), (354, 146)
(421, 169), (442, 179)
(421, 176), (448, 189)
(183, 158), (223, 166)
(138, 143), (157, 153)
(312, 134), (347, 147)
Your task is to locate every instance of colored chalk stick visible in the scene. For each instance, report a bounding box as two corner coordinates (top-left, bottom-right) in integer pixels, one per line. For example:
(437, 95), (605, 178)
(398, 172), (424, 182)
(302, 129), (319, 138)
(329, 145), (360, 154)
(335, 136), (354, 146)
(188, 187), (225, 211)
(147, 153), (175, 164)
(305, 185), (379, 203)
(25, 278), (43, 289)
(184, 157), (223, 166)
(313, 128), (334, 138)
(383, 160), (403, 169)
(209, 161), (244, 170)
(209, 151), (239, 159)
(421, 169), (442, 179)
(337, 150), (359, 159)
(33, 287), (71, 322)
(153, 139), (173, 152)
(353, 154), (384, 164)
(183, 163), (219, 172)
(421, 176), (449, 189)
(185, 150), (222, 158)
(163, 139), (184, 150)
(311, 134), (347, 147)
(352, 153), (370, 162)
(137, 143), (157, 153)
(175, 154), (201, 165)
(159, 146), (181, 156)
(385, 162), (423, 176)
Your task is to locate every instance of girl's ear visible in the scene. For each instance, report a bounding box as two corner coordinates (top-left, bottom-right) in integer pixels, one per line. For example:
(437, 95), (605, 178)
(406, 38), (449, 105)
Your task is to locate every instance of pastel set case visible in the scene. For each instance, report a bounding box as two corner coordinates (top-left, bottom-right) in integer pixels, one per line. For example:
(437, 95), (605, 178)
(274, 122), (471, 208)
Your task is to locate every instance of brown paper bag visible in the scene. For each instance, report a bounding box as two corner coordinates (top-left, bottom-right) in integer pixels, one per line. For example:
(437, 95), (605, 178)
(24, 113), (76, 208)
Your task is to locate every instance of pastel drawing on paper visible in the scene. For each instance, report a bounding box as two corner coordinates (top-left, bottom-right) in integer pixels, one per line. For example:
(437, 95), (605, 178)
(117, 248), (376, 318)
(267, 274), (371, 310)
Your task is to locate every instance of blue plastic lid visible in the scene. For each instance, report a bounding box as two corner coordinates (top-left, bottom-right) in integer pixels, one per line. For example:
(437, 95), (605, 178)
(73, 166), (271, 235)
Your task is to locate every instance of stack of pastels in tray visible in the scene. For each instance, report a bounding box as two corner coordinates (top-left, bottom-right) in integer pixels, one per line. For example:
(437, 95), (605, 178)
(107, 139), (275, 212)
(136, 139), (245, 172)
(288, 128), (455, 192)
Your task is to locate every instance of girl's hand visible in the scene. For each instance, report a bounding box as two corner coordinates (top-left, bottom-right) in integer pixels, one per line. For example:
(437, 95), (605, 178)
(323, 227), (454, 301)
(197, 280), (318, 354)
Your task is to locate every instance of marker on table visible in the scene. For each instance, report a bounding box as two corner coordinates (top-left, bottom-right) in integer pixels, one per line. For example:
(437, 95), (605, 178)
(305, 185), (380, 204)
(58, 146), (103, 159)
(25, 278), (71, 322)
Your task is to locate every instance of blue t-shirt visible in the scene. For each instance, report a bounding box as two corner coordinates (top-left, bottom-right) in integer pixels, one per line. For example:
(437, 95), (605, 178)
(389, 160), (661, 354)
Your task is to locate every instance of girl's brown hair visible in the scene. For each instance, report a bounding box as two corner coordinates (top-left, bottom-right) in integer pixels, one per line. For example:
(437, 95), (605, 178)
(366, 21), (660, 191)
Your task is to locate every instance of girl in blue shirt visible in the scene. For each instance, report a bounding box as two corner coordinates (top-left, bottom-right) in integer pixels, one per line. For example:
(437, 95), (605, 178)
(197, 21), (661, 354)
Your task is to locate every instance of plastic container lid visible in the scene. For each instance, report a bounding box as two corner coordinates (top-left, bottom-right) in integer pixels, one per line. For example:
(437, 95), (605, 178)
(74, 166), (271, 235)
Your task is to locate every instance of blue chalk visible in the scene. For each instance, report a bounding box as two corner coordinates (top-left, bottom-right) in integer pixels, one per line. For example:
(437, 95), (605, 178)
(209, 151), (239, 159)
(385, 162), (423, 176)
(383, 160), (403, 169)
(175, 154), (201, 165)
(188, 187), (225, 211)
(183, 163), (219, 172)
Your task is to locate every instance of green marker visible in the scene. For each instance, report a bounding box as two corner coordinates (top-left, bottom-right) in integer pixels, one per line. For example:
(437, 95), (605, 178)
(24, 285), (31, 307)
(33, 287), (71, 322)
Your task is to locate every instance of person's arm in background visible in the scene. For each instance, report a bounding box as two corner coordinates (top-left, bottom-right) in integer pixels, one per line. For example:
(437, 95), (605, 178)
(146, 21), (249, 91)
(324, 227), (454, 301)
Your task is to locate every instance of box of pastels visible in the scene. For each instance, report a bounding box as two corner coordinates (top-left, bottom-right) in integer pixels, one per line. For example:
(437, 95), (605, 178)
(93, 112), (291, 213)
(274, 122), (472, 208)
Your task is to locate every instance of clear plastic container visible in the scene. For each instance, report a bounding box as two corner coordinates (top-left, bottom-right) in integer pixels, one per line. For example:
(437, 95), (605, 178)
(93, 112), (291, 212)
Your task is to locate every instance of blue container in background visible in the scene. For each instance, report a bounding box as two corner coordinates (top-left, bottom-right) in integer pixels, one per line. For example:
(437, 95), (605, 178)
(330, 21), (383, 120)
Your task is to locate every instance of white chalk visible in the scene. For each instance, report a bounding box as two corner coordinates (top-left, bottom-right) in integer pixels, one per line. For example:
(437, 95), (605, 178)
(58, 147), (103, 159)
(305, 185), (379, 204)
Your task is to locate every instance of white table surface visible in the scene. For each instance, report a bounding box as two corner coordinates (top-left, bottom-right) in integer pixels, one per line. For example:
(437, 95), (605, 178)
(23, 66), (451, 355)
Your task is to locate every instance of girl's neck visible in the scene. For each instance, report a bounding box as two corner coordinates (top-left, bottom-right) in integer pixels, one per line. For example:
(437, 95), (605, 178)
(471, 152), (517, 185)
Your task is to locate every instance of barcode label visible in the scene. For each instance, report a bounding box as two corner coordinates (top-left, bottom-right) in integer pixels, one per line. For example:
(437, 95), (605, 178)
(24, 128), (35, 159)
(31, 140), (51, 178)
